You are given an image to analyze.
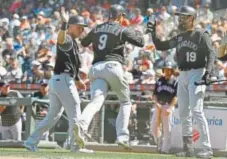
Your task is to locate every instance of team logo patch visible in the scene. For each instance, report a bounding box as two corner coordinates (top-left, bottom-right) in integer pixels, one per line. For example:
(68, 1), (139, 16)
(178, 36), (183, 42)
(192, 129), (200, 142)
(9, 99), (17, 105)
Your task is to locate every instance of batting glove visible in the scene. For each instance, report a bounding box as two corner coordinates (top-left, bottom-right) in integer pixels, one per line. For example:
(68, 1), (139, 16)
(146, 16), (156, 34)
(60, 7), (69, 23)
(202, 71), (211, 86)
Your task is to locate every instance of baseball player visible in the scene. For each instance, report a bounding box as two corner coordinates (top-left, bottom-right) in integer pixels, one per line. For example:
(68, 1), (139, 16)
(0, 81), (24, 141)
(151, 61), (177, 154)
(24, 7), (92, 153)
(78, 4), (144, 149)
(147, 6), (215, 158)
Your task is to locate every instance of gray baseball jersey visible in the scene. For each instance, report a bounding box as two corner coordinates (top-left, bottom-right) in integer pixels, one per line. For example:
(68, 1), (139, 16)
(152, 29), (215, 150)
(80, 22), (144, 143)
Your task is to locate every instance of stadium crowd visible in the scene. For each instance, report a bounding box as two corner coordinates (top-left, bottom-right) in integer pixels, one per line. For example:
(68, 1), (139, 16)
(0, 0), (226, 86)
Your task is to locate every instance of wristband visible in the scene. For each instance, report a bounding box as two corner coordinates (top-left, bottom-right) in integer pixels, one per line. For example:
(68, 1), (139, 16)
(61, 22), (68, 30)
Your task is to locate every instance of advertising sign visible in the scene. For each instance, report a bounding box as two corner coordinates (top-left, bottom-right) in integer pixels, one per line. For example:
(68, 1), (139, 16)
(171, 108), (227, 150)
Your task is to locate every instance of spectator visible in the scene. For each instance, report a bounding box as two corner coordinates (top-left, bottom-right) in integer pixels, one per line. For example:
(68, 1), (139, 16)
(9, 14), (21, 36)
(0, 59), (7, 80)
(202, 3), (213, 22)
(43, 62), (55, 80)
(158, 6), (170, 22)
(81, 11), (93, 26)
(2, 38), (16, 62)
(130, 8), (144, 26)
(6, 57), (23, 83)
(79, 46), (93, 73)
(141, 70), (156, 84)
(0, 80), (24, 141)
(101, 0), (111, 10)
(144, 8), (154, 24)
(35, 11), (47, 32)
(70, 9), (78, 16)
(124, 44), (134, 71)
(23, 60), (43, 84)
(20, 16), (30, 31)
(0, 25), (11, 41)
(120, 13), (130, 27)
(33, 79), (49, 99)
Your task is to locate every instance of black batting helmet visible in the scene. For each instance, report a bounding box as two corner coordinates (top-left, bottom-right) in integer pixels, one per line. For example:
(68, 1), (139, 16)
(175, 6), (196, 17)
(68, 15), (87, 27)
(162, 61), (175, 69)
(109, 4), (124, 19)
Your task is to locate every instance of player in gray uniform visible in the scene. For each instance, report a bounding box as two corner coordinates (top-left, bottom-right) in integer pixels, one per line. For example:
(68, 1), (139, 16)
(24, 7), (93, 153)
(147, 6), (215, 158)
(78, 4), (144, 149)
(0, 81), (24, 141)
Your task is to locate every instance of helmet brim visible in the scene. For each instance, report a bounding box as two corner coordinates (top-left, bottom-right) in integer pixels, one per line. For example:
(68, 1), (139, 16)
(175, 12), (194, 16)
(163, 66), (173, 69)
(69, 23), (88, 27)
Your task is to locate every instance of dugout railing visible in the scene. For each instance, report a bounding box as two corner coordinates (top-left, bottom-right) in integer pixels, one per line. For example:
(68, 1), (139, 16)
(1, 83), (227, 150)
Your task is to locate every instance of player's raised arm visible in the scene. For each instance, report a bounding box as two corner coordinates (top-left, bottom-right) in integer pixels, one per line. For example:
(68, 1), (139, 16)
(146, 16), (177, 51)
(57, 7), (74, 52)
(57, 7), (70, 45)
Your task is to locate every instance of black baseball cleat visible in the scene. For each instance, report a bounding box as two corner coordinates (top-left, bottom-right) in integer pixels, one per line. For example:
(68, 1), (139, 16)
(196, 150), (213, 159)
(176, 149), (195, 157)
(117, 141), (132, 150)
(160, 151), (170, 154)
(156, 137), (162, 153)
(73, 123), (85, 149)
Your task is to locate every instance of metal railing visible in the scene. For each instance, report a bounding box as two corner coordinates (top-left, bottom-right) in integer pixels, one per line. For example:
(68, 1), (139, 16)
(1, 96), (227, 147)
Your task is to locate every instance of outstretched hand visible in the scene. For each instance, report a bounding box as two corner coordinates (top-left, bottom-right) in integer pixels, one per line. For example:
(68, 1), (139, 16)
(60, 7), (69, 23)
(146, 16), (156, 34)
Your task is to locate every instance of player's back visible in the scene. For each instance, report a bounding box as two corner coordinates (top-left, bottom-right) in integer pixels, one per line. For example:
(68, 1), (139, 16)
(91, 22), (126, 64)
(81, 21), (144, 64)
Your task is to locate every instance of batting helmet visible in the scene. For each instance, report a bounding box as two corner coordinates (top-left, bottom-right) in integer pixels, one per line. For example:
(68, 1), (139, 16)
(162, 61), (175, 69)
(68, 15), (87, 27)
(108, 4), (124, 19)
(175, 6), (196, 17)
(162, 61), (176, 77)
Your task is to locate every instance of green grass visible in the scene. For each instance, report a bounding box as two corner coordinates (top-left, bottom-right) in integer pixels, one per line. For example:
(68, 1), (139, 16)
(0, 148), (223, 159)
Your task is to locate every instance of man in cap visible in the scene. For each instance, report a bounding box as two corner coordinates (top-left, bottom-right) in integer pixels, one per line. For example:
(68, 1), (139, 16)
(147, 5), (215, 158)
(79, 4), (145, 150)
(144, 8), (154, 24)
(32, 79), (49, 99)
(31, 79), (50, 141)
(24, 7), (93, 153)
(0, 80), (24, 141)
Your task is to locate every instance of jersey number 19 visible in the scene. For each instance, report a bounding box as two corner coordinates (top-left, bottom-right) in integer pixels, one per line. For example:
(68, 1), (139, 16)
(98, 34), (108, 50)
(186, 51), (196, 62)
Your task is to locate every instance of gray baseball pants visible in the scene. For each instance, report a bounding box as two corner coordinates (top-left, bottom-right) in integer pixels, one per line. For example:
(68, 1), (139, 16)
(177, 68), (211, 150)
(79, 61), (132, 142)
(25, 73), (81, 148)
(0, 118), (22, 140)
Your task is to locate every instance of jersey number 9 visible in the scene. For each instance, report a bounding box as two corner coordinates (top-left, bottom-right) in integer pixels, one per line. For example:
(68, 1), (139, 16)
(98, 34), (108, 50)
(186, 51), (196, 62)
